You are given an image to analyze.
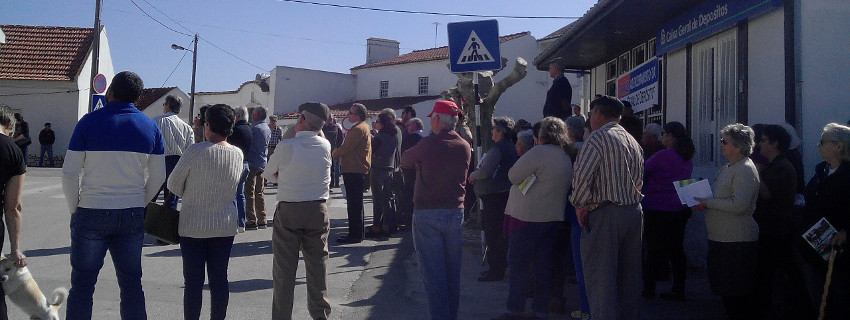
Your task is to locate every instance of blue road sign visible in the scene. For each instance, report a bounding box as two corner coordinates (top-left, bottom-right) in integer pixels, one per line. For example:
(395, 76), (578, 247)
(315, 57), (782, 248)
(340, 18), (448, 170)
(448, 20), (501, 73)
(92, 94), (106, 111)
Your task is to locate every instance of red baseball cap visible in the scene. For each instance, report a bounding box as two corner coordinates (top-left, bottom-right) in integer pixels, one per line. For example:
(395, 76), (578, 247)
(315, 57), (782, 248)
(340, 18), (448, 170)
(427, 100), (461, 117)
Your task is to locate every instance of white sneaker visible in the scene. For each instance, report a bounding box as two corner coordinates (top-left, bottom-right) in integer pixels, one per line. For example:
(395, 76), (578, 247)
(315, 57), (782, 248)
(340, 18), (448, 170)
(238, 227), (245, 233)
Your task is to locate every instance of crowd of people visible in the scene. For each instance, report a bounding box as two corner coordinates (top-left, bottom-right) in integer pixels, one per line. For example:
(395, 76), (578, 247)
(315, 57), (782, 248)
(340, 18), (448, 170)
(0, 69), (848, 320)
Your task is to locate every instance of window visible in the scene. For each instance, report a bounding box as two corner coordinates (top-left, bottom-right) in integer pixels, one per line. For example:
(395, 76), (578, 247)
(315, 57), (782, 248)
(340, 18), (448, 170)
(632, 43), (646, 66)
(606, 59), (618, 96)
(418, 77), (429, 95)
(618, 52), (632, 75)
(647, 38), (656, 58)
(380, 81), (388, 98)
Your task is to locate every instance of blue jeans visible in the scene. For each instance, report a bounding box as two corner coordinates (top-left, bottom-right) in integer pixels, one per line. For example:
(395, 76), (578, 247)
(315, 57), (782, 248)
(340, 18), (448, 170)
(565, 202), (590, 314)
(38, 144), (54, 167)
(180, 236), (235, 320)
(67, 207), (147, 320)
(413, 208), (464, 320)
(506, 222), (556, 318)
(234, 162), (249, 228)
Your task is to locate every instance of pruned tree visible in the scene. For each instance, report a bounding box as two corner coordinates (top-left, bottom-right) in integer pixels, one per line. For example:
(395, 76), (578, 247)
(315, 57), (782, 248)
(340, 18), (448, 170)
(441, 56), (528, 151)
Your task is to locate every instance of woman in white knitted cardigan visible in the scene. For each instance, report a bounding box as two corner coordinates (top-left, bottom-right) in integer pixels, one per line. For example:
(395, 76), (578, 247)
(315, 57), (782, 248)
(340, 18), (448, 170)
(167, 104), (244, 320)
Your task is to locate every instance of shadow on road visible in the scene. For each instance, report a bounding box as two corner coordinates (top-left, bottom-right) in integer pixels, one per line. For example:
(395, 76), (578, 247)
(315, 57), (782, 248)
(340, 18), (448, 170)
(25, 246), (70, 257)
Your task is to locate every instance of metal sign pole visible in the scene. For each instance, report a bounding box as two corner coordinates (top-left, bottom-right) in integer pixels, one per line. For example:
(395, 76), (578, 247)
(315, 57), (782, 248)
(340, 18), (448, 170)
(473, 72), (482, 165)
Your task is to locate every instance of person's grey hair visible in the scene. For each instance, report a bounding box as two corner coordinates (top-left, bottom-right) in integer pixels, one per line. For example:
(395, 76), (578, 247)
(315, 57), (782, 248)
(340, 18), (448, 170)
(778, 122), (801, 149)
(823, 123), (850, 162)
(0, 104), (15, 133)
(644, 123), (662, 141)
(565, 116), (585, 142)
(409, 118), (424, 130)
(379, 108), (396, 121)
(435, 113), (459, 131)
(491, 116), (515, 136)
(538, 117), (569, 147)
(517, 129), (534, 151)
(252, 106), (268, 121)
(301, 110), (325, 131)
(165, 95), (183, 114)
(352, 103), (368, 121)
(721, 123), (755, 156)
(234, 106), (249, 122)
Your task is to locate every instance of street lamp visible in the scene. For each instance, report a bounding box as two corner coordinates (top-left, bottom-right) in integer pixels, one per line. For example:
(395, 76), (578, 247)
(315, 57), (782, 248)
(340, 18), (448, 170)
(171, 33), (198, 121)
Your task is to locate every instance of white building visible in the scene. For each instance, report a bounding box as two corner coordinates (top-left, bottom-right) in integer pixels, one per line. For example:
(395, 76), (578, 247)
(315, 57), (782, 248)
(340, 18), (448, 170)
(0, 25), (115, 165)
(536, 0), (850, 179)
(194, 75), (272, 120)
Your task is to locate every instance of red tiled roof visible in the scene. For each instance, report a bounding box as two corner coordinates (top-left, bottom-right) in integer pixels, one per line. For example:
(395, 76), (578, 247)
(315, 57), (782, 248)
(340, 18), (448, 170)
(196, 79), (269, 95)
(279, 95), (441, 120)
(135, 87), (175, 112)
(351, 32), (531, 70)
(0, 25), (95, 81)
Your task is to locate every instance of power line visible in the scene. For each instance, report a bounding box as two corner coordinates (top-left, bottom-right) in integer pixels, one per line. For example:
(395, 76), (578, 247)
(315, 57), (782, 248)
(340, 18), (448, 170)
(199, 36), (268, 72)
(160, 44), (190, 87)
(279, 0), (581, 19)
(127, 0), (192, 37)
(140, 0), (193, 34)
(0, 89), (84, 97)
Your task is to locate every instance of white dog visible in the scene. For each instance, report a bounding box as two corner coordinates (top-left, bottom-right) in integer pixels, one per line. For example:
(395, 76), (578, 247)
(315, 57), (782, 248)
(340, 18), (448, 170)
(0, 256), (68, 320)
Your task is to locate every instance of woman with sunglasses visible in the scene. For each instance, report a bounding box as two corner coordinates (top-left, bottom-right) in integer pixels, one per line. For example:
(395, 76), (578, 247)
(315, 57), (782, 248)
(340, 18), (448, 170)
(693, 123), (760, 320)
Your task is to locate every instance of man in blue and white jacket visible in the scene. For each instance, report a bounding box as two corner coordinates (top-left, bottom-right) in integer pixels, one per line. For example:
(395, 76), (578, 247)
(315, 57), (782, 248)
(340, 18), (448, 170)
(61, 71), (165, 320)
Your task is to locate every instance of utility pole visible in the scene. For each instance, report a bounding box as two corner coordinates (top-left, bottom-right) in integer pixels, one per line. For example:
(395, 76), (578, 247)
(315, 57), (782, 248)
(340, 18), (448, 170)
(432, 22), (440, 47)
(88, 0), (102, 113)
(190, 33), (197, 121)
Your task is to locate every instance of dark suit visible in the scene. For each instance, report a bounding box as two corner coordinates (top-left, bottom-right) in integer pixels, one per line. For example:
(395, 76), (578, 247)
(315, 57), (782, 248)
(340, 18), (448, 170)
(543, 75), (572, 120)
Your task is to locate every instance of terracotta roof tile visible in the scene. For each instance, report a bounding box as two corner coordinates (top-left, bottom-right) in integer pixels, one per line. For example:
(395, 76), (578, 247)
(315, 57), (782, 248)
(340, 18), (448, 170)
(351, 32), (530, 70)
(135, 87), (176, 112)
(196, 78), (269, 95)
(0, 25), (95, 81)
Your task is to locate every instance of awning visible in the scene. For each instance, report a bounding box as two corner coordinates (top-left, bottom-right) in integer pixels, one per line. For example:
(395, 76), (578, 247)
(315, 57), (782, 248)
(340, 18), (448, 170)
(534, 0), (704, 71)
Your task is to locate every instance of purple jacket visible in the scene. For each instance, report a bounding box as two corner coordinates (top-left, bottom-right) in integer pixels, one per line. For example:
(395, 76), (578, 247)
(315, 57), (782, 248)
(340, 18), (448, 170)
(643, 149), (693, 212)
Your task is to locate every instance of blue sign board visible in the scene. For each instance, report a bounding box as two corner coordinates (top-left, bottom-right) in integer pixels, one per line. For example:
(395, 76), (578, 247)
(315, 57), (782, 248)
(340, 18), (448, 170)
(91, 94), (106, 111)
(656, 0), (782, 55)
(448, 20), (502, 72)
(617, 58), (659, 113)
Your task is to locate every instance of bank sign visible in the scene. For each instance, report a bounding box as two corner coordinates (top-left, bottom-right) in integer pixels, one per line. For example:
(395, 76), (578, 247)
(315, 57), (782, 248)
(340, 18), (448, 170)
(656, 0), (781, 55)
(617, 58), (658, 113)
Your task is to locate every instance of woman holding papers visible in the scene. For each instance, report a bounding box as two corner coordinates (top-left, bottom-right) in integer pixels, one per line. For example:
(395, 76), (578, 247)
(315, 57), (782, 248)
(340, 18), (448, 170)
(494, 117), (572, 320)
(641, 121), (694, 300)
(797, 123), (850, 319)
(693, 123), (760, 320)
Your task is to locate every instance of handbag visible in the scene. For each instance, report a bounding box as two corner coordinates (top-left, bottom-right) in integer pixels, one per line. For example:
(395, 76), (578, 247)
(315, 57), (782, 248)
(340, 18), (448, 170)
(15, 136), (31, 148)
(145, 195), (180, 244)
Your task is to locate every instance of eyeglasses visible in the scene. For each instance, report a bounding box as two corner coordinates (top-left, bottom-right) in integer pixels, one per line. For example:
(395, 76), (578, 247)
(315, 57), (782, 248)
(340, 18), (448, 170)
(818, 140), (838, 146)
(720, 138), (729, 145)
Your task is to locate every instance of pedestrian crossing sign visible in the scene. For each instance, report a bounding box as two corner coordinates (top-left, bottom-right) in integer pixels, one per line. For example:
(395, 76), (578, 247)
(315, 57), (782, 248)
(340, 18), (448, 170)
(448, 20), (501, 72)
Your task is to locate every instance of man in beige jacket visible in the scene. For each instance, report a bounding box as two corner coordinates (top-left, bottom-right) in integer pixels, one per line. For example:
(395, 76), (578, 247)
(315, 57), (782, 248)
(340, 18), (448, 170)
(332, 103), (372, 244)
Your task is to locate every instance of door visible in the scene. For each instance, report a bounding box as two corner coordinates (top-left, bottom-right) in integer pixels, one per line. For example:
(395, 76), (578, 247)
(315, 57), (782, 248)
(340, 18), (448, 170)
(691, 28), (738, 167)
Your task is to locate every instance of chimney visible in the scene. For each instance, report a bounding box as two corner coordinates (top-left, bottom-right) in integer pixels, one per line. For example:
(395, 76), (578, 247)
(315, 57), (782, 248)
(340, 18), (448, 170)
(366, 38), (400, 64)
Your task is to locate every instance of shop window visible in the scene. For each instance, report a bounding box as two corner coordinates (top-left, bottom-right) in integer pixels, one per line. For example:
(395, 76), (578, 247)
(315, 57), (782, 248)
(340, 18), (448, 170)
(618, 52), (632, 75)
(633, 44), (646, 66)
(647, 38), (656, 58)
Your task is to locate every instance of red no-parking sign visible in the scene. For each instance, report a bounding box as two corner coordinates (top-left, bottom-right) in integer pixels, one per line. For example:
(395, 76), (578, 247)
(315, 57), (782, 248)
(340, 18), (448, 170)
(92, 74), (107, 94)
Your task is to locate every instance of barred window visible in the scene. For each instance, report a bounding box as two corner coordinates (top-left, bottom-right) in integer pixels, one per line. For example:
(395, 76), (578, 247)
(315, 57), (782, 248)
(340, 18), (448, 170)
(380, 81), (389, 98)
(418, 77), (429, 95)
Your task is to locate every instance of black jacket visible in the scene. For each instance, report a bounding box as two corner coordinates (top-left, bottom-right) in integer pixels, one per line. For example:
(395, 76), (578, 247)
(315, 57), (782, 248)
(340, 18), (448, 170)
(228, 120), (253, 161)
(39, 128), (55, 146)
(543, 75), (572, 120)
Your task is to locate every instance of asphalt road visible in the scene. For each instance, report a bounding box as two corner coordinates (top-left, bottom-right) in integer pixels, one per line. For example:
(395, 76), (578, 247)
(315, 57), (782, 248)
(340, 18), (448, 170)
(7, 167), (726, 319)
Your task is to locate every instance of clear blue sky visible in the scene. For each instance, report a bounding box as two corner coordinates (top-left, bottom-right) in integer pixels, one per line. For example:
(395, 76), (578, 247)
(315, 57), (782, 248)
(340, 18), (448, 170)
(2, 0), (596, 92)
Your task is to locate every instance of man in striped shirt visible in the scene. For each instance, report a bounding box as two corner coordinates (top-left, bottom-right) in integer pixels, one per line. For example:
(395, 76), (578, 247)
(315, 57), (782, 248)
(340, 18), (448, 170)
(570, 95), (644, 320)
(153, 94), (194, 210)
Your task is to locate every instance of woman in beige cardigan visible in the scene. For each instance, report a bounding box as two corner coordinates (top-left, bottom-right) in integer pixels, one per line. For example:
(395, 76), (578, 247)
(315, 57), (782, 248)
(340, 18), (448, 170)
(494, 117), (572, 320)
(694, 123), (760, 320)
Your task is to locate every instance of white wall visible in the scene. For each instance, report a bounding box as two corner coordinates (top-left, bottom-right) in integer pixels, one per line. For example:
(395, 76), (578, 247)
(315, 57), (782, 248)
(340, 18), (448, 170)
(354, 59), (456, 100)
(76, 28), (116, 120)
(0, 80), (80, 161)
(799, 0), (850, 178)
(747, 9), (786, 125)
(665, 48), (689, 125)
(271, 66), (355, 115)
(195, 82), (270, 119)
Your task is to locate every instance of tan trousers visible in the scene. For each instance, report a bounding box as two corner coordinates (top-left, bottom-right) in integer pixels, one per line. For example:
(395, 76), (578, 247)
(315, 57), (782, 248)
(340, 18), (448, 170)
(272, 200), (331, 320)
(245, 167), (266, 226)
